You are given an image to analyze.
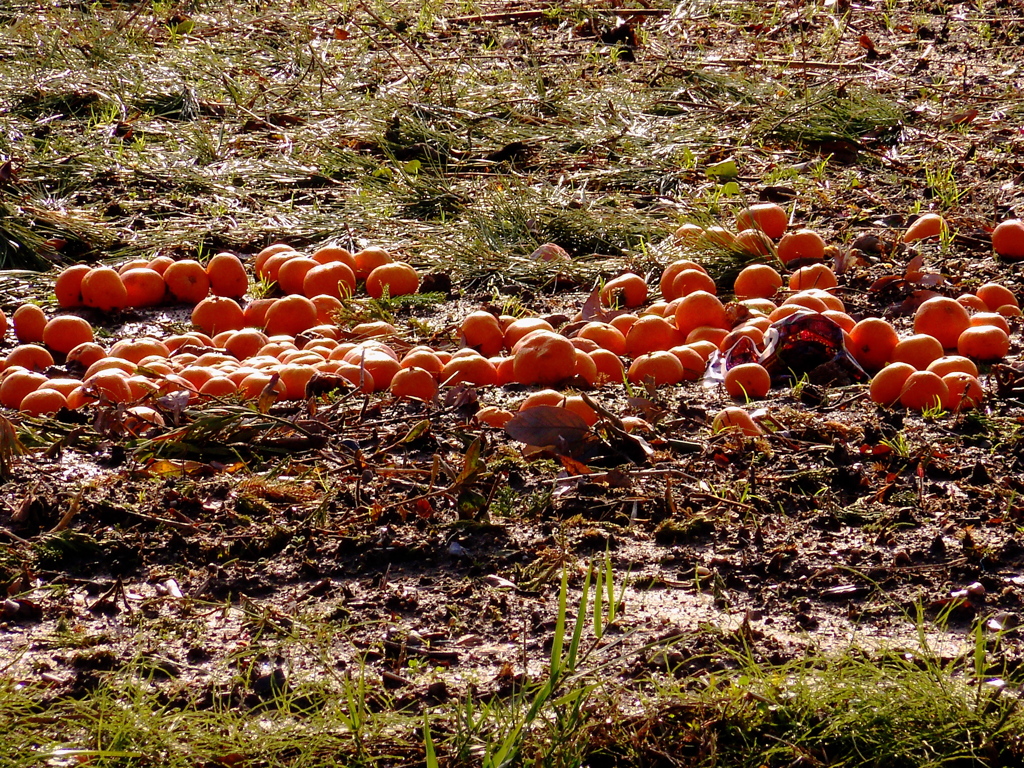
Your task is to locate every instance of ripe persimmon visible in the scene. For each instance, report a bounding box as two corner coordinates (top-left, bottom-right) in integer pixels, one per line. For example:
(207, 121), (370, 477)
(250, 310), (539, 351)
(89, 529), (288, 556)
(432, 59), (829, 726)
(303, 261), (356, 300)
(264, 295), (318, 337)
(207, 252), (249, 299)
(400, 348), (444, 378)
(776, 228), (825, 266)
(782, 292), (829, 313)
(668, 345), (707, 381)
(712, 406), (762, 436)
(609, 314), (639, 336)
(147, 255), (175, 275)
(822, 310), (855, 333)
(673, 223), (705, 244)
(891, 333), (944, 370)
(260, 251), (296, 284)
(942, 372), (984, 412)
(111, 337), (170, 364)
(563, 395), (599, 426)
(703, 226), (737, 249)
(686, 326), (729, 347)
(390, 366), (439, 401)
(476, 405), (514, 428)
(175, 366), (219, 392)
(869, 362), (916, 406)
(578, 322), (627, 356)
(85, 369), (133, 404)
(492, 356), (515, 386)
(353, 246), (393, 280)
(12, 304), (47, 343)
(1, 370), (48, 409)
(589, 348), (626, 385)
(914, 296), (971, 349)
(441, 353), (498, 387)
(277, 256), (319, 296)
(192, 296), (246, 336)
(121, 268), (167, 307)
(504, 317), (554, 349)
(238, 371), (286, 400)
(254, 243), (295, 277)
(788, 263), (837, 291)
(243, 298), (275, 329)
(519, 389), (565, 410)
(366, 262), (420, 299)
(670, 269), (717, 299)
(957, 294), (988, 312)
(19, 387), (67, 415)
(42, 315), (93, 355)
(163, 260), (210, 304)
(903, 213), (946, 243)
(54, 264), (91, 308)
(659, 259), (707, 300)
(899, 370), (948, 412)
(675, 290), (727, 340)
(848, 317), (899, 372)
(311, 294), (344, 325)
(992, 218), (1024, 260)
(278, 364), (318, 400)
(38, 378), (84, 398)
(569, 335), (598, 354)
(5, 344), (54, 372)
(627, 351), (684, 386)
(975, 282), (1018, 312)
(349, 348), (401, 390)
(644, 302), (671, 318)
(926, 355), (978, 378)
(460, 311), (505, 357)
(734, 229), (774, 257)
(736, 203), (789, 239)
(724, 362), (771, 400)
(625, 314), (684, 357)
(311, 244), (356, 271)
(512, 331), (576, 386)
(768, 304), (810, 323)
(969, 312), (1011, 334)
(66, 341), (106, 370)
(118, 259), (151, 275)
(733, 264), (783, 300)
(600, 273), (648, 308)
(351, 321), (398, 340)
(720, 325), (765, 353)
(574, 348), (600, 387)
(198, 376), (240, 398)
(957, 325), (1010, 362)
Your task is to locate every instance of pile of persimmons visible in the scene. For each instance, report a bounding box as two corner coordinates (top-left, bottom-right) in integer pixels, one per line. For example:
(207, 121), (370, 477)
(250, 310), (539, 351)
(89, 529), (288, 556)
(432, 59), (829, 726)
(1, 209), (1023, 437)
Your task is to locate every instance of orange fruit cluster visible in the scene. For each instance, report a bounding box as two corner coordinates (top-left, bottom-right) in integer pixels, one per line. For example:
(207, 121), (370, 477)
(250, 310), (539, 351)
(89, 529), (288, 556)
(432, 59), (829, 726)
(0, 242), (425, 415)
(864, 282), (1018, 412)
(1, 212), (1019, 434)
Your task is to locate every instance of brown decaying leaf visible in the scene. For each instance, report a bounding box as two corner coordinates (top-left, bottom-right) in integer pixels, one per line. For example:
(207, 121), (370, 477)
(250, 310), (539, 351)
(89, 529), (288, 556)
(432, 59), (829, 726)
(505, 406), (591, 450)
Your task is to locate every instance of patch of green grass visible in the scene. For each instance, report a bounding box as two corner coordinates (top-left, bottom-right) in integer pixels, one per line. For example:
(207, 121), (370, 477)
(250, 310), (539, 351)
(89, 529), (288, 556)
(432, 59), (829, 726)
(3, 581), (1022, 767)
(752, 84), (905, 149)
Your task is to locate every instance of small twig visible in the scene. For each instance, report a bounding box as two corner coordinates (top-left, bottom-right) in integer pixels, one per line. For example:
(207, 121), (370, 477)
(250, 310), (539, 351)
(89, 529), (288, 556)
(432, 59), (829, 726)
(0, 527), (30, 545)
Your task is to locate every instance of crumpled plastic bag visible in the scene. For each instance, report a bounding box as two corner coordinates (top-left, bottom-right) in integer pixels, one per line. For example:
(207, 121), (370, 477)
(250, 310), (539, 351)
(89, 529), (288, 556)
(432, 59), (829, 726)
(705, 310), (868, 387)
